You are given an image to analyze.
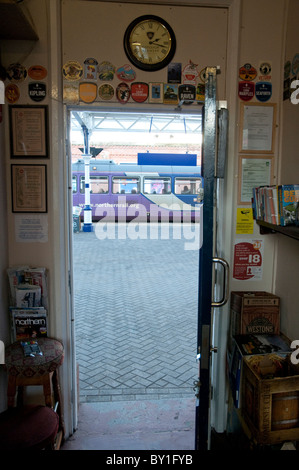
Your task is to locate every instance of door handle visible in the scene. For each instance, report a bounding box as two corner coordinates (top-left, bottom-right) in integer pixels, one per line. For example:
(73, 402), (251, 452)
(212, 257), (229, 307)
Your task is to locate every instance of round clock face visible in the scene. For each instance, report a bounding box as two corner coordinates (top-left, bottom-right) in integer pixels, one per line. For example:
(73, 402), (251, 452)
(124, 15), (176, 71)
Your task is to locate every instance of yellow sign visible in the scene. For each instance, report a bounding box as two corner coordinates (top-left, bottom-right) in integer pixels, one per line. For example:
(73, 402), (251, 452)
(236, 208), (254, 234)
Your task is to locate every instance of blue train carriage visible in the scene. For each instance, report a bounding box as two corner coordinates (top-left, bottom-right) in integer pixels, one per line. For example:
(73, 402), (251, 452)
(72, 155), (203, 222)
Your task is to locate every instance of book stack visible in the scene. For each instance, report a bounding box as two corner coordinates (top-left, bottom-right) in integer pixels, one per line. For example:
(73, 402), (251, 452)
(252, 184), (299, 226)
(7, 266), (48, 341)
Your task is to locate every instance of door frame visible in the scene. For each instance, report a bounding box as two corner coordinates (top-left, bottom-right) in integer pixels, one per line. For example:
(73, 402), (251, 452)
(66, 70), (228, 447)
(65, 104), (203, 431)
(46, 0), (241, 441)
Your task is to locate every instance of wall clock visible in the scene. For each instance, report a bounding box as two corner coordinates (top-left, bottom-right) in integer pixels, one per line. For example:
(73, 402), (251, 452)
(124, 15), (176, 72)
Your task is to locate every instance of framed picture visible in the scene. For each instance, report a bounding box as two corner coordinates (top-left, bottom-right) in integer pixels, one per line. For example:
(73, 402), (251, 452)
(239, 103), (276, 154)
(11, 164), (47, 213)
(9, 105), (48, 158)
(238, 155), (273, 204)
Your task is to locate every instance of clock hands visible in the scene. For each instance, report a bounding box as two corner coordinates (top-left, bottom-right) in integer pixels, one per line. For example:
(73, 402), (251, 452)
(149, 38), (161, 44)
(149, 38), (167, 48)
(150, 43), (166, 48)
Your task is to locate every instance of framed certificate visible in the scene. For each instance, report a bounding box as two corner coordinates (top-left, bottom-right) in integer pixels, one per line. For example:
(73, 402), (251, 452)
(238, 155), (272, 204)
(9, 105), (48, 158)
(11, 164), (47, 213)
(239, 103), (276, 154)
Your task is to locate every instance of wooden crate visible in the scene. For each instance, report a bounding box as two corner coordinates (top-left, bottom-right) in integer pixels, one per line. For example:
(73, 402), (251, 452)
(230, 291), (280, 336)
(241, 357), (299, 445)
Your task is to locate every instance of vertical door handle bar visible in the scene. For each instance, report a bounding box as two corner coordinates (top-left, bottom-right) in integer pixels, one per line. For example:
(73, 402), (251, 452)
(211, 257), (229, 307)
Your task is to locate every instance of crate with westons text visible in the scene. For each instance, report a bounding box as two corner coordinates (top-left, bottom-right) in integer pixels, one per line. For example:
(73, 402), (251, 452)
(241, 351), (299, 445)
(229, 291), (280, 348)
(227, 291), (281, 410)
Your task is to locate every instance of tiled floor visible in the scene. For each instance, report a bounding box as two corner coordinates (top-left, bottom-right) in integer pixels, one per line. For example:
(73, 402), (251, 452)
(72, 224), (199, 403)
(61, 397), (196, 450)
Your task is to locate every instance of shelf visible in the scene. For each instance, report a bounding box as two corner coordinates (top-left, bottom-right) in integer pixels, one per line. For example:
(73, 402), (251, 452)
(257, 220), (299, 241)
(0, 0), (38, 41)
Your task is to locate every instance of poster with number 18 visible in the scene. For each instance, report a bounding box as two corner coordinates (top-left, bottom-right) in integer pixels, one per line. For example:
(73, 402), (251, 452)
(233, 239), (264, 280)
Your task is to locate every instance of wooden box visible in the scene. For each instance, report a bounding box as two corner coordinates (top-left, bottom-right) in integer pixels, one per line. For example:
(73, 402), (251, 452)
(241, 356), (299, 445)
(230, 291), (280, 337)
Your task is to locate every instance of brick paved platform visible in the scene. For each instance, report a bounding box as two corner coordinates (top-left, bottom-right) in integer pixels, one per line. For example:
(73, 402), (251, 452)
(73, 223), (199, 403)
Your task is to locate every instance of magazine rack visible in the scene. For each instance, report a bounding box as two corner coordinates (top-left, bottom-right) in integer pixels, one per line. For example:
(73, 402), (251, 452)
(4, 337), (65, 445)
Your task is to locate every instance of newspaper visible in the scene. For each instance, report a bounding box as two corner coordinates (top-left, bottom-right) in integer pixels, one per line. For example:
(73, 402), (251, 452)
(16, 284), (41, 307)
(7, 266), (49, 309)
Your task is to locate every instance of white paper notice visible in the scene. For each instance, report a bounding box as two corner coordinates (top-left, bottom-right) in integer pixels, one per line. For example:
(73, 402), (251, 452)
(241, 158), (271, 202)
(242, 105), (274, 152)
(15, 214), (48, 243)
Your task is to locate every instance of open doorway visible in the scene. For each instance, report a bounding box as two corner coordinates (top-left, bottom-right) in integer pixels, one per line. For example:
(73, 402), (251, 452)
(68, 108), (203, 449)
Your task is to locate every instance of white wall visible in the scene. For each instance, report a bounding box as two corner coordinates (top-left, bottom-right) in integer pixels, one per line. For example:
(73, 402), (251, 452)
(1, 0), (51, 267)
(274, 0), (299, 340)
(61, 0), (228, 102)
(0, 0), (74, 429)
(229, 0), (286, 294)
(0, 112), (9, 413)
(211, 0), (287, 432)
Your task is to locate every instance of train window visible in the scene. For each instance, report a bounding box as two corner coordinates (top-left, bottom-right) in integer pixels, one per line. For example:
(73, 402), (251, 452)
(143, 177), (171, 195)
(80, 176), (109, 194)
(112, 177), (140, 194)
(72, 176), (77, 193)
(174, 178), (202, 195)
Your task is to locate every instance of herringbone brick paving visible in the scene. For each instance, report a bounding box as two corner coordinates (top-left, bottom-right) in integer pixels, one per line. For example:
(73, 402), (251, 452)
(73, 223), (199, 402)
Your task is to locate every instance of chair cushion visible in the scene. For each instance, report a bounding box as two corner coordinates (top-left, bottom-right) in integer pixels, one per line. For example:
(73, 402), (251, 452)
(4, 338), (64, 378)
(0, 405), (59, 450)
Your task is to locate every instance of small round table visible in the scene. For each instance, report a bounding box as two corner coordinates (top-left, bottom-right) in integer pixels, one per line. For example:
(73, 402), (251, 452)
(4, 337), (65, 438)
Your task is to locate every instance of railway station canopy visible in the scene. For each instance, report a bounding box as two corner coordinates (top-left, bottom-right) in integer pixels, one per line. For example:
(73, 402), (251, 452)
(71, 109), (203, 146)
